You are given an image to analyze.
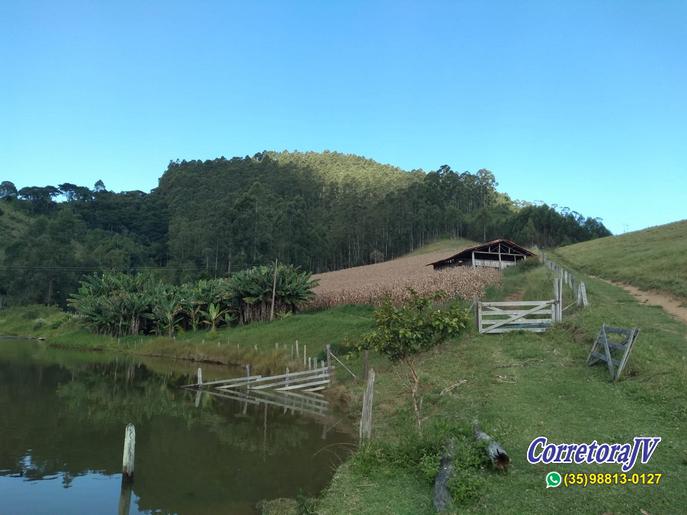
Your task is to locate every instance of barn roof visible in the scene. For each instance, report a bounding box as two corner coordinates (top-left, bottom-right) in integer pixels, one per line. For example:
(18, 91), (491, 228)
(426, 239), (535, 267)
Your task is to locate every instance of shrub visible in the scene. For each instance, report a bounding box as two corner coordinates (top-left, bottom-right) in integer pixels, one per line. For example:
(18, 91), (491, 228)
(361, 290), (470, 433)
(351, 422), (487, 507)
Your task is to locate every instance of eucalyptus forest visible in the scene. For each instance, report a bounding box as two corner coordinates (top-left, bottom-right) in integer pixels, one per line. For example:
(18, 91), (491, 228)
(0, 150), (609, 307)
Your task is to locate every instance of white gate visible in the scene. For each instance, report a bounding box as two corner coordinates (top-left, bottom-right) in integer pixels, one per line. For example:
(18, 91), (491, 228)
(477, 300), (556, 334)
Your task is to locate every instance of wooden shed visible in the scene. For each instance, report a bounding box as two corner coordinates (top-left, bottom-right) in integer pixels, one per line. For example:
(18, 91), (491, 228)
(427, 239), (535, 270)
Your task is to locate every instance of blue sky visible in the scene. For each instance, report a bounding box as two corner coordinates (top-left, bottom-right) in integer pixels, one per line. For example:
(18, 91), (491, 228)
(1, 0), (685, 234)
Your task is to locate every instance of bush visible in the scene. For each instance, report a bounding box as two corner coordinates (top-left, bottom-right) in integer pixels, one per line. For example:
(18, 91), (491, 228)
(68, 265), (317, 337)
(351, 422), (487, 506)
(361, 290), (470, 433)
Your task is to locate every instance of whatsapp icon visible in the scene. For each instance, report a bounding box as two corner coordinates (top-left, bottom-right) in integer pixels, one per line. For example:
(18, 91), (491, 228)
(545, 471), (562, 488)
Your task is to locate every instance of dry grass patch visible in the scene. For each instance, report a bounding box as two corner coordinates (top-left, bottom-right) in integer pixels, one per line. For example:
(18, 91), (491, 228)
(309, 246), (500, 308)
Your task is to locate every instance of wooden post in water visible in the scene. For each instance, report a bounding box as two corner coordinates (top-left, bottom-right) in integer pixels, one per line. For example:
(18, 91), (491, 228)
(122, 423), (135, 483)
(197, 367), (203, 386)
(359, 369), (375, 442)
(118, 482), (132, 515)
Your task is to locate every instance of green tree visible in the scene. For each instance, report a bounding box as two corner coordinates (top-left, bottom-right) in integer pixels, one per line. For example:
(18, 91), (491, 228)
(362, 291), (470, 433)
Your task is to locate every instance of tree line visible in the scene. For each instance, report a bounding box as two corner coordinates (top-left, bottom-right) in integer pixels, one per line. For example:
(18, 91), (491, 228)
(0, 150), (610, 306)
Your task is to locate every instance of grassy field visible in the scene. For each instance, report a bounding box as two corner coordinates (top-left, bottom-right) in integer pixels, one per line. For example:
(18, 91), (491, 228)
(0, 304), (374, 378)
(555, 220), (687, 300)
(317, 263), (687, 514)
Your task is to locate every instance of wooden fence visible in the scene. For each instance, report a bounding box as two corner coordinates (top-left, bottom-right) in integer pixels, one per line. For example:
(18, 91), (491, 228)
(184, 365), (334, 393)
(477, 300), (555, 334)
(544, 255), (589, 308)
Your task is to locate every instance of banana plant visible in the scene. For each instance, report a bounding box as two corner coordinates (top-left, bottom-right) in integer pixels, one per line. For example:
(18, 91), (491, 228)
(201, 302), (227, 332)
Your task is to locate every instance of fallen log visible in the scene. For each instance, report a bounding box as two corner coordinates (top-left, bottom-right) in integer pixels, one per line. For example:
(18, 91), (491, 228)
(433, 438), (456, 512)
(473, 421), (510, 471)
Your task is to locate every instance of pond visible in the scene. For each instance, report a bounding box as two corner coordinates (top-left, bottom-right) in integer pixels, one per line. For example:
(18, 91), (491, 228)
(0, 340), (354, 514)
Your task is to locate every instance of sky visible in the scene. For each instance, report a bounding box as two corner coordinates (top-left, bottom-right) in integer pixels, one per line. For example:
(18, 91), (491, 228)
(1, 0), (685, 234)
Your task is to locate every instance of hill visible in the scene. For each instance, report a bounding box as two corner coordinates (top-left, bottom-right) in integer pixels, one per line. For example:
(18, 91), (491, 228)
(1, 151), (610, 306)
(555, 220), (687, 300)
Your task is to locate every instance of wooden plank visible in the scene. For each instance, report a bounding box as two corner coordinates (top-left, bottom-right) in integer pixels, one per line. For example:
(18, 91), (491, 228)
(182, 374), (263, 388)
(303, 386), (327, 392)
(251, 389), (329, 408)
(239, 367), (329, 383)
(481, 318), (552, 326)
(248, 371), (329, 390)
(590, 351), (620, 367)
(276, 390), (329, 406)
(614, 329), (640, 381)
(484, 327), (549, 333)
(600, 325), (616, 377)
(275, 379), (331, 391)
(604, 326), (633, 336)
(480, 300), (555, 307)
(481, 311), (553, 318)
(481, 302), (554, 333)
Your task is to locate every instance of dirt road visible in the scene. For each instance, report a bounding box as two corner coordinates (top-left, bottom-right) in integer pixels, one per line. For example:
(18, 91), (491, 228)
(611, 281), (687, 325)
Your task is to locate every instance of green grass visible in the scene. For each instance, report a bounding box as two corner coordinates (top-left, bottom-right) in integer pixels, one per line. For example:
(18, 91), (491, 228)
(0, 304), (374, 377)
(318, 263), (687, 514)
(555, 219), (687, 300)
(405, 238), (474, 256)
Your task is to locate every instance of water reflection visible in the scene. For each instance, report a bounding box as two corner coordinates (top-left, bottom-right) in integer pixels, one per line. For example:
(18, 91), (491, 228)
(0, 340), (353, 514)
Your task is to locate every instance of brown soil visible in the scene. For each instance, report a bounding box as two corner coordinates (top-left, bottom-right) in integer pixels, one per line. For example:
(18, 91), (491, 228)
(605, 280), (687, 325)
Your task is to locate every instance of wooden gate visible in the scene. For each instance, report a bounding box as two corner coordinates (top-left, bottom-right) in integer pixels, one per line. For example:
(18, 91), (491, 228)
(477, 300), (555, 334)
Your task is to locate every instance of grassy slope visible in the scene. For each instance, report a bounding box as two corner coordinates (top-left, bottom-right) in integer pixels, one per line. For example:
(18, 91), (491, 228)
(318, 265), (687, 514)
(555, 220), (687, 300)
(404, 238), (474, 256)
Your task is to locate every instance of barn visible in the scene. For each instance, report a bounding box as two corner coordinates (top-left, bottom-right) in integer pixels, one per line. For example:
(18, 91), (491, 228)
(427, 239), (535, 270)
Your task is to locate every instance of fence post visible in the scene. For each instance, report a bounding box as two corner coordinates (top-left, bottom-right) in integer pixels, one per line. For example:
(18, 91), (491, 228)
(474, 296), (480, 331)
(363, 350), (369, 381)
(553, 277), (560, 322)
(122, 423), (135, 483)
(359, 368), (376, 442)
(326, 344), (332, 372)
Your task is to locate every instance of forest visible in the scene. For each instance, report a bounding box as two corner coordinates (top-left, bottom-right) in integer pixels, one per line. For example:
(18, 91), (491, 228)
(0, 151), (610, 306)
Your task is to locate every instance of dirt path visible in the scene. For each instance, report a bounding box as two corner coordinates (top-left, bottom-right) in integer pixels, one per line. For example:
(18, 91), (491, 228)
(603, 280), (687, 325)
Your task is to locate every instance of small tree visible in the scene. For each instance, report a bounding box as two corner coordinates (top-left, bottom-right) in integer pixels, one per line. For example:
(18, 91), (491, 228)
(362, 290), (469, 434)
